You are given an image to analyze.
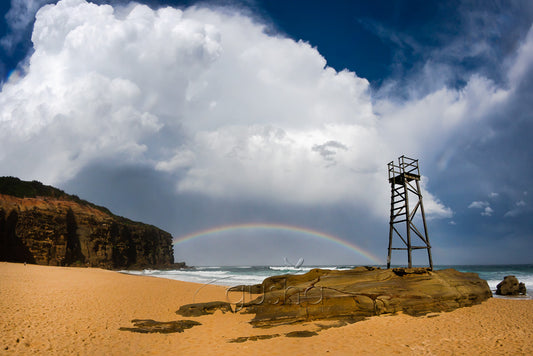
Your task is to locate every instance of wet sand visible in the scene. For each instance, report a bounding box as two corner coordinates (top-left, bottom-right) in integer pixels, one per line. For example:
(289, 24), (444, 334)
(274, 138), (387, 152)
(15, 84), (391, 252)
(1, 262), (532, 355)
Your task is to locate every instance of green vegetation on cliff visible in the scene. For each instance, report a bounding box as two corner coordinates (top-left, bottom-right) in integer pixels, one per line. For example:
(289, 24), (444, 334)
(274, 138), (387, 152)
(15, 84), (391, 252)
(0, 176), (113, 216)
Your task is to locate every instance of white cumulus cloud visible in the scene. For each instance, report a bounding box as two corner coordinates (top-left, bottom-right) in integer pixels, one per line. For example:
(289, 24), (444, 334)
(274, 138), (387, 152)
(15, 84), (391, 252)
(468, 201), (489, 209)
(5, 0), (533, 221)
(468, 201), (493, 216)
(1, 0), (55, 51)
(504, 200), (527, 218)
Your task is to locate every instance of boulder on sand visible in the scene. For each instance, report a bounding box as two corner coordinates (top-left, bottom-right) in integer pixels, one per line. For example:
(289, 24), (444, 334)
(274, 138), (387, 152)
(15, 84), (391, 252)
(496, 275), (527, 296)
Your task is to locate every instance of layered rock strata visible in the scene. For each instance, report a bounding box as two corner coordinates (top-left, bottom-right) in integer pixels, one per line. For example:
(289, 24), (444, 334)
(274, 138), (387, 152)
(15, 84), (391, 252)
(0, 178), (175, 269)
(176, 301), (234, 317)
(119, 319), (201, 334)
(234, 267), (492, 326)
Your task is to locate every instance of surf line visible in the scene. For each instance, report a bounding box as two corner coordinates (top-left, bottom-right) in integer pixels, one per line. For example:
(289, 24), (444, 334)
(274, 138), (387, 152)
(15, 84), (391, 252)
(172, 223), (382, 264)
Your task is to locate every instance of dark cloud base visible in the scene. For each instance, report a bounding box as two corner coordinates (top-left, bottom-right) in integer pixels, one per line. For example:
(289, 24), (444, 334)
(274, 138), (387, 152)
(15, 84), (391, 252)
(60, 163), (390, 266)
(1, 0), (532, 265)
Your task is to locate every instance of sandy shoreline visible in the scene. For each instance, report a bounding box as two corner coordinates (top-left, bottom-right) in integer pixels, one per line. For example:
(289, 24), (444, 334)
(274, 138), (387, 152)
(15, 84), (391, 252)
(1, 262), (532, 355)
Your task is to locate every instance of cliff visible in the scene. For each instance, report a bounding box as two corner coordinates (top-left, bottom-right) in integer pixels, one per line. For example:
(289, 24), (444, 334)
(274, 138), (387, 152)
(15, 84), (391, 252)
(0, 177), (175, 269)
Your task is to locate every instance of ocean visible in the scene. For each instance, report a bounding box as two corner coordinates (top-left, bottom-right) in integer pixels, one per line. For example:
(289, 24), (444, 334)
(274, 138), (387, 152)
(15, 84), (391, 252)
(122, 264), (533, 298)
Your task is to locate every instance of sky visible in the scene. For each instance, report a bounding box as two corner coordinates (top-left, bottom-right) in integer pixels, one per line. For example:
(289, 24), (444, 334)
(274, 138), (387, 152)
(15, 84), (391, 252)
(0, 0), (532, 266)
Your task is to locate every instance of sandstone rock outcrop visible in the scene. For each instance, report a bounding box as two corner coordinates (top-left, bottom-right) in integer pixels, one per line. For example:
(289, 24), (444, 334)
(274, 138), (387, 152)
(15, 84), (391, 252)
(119, 319), (201, 333)
(235, 267), (491, 326)
(496, 275), (527, 295)
(176, 301), (234, 317)
(0, 177), (176, 269)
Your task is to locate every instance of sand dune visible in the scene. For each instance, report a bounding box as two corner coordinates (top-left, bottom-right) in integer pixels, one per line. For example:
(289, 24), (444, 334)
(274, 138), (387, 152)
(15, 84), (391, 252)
(1, 262), (532, 355)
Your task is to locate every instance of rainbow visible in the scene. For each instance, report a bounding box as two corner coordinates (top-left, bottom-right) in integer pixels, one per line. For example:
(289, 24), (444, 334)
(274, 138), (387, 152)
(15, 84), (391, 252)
(172, 223), (382, 264)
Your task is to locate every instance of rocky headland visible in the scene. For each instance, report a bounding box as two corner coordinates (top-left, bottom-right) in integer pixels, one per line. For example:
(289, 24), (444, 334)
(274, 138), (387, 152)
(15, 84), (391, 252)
(227, 266), (492, 326)
(0, 176), (179, 269)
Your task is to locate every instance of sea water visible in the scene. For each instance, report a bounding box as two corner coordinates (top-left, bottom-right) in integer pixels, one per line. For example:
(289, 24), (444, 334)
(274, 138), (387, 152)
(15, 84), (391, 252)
(122, 264), (533, 298)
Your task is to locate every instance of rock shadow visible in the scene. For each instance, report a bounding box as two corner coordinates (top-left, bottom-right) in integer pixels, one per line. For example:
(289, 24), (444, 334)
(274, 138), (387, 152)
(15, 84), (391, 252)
(0, 209), (35, 263)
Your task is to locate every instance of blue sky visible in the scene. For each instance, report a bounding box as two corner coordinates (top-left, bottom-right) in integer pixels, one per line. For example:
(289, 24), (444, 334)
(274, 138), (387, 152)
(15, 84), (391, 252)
(1, 0), (532, 266)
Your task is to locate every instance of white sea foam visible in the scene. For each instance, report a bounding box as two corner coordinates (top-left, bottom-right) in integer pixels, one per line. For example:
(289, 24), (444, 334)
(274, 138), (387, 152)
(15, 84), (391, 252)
(268, 266), (310, 272)
(122, 265), (533, 293)
(486, 276), (533, 299)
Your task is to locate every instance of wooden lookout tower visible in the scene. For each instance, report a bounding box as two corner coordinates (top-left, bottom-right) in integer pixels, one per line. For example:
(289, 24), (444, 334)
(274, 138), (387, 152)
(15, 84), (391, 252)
(387, 156), (433, 269)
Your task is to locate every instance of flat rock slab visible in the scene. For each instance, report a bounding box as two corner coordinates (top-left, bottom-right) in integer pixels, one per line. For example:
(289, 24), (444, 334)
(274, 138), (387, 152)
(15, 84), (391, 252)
(228, 330), (318, 343)
(119, 319), (201, 333)
(285, 330), (318, 338)
(239, 267), (492, 326)
(228, 334), (281, 343)
(176, 301), (233, 317)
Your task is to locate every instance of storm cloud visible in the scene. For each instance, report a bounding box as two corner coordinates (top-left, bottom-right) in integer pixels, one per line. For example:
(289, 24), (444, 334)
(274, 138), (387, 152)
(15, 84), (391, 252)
(1, 0), (532, 265)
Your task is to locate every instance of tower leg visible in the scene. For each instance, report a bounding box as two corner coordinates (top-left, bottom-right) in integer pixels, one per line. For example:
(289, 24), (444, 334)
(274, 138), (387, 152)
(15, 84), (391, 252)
(415, 180), (433, 270)
(404, 180), (412, 268)
(387, 184), (394, 269)
(387, 229), (392, 269)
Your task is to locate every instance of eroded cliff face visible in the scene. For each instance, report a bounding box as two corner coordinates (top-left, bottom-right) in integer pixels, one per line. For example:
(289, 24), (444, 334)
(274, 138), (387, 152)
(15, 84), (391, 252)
(0, 193), (175, 269)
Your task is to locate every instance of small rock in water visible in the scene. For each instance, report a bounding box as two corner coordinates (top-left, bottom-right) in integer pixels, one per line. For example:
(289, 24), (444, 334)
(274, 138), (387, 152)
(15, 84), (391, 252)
(496, 276), (527, 295)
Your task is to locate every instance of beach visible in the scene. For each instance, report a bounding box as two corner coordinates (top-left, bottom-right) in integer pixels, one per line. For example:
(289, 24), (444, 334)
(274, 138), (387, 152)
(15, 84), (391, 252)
(1, 262), (532, 355)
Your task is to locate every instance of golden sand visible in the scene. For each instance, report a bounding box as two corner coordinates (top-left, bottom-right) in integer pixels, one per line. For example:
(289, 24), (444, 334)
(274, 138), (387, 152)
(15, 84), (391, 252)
(1, 262), (532, 355)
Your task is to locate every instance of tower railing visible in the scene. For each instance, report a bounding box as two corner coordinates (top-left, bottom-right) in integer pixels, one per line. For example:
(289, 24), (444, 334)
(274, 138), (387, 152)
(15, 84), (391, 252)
(388, 156), (420, 183)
